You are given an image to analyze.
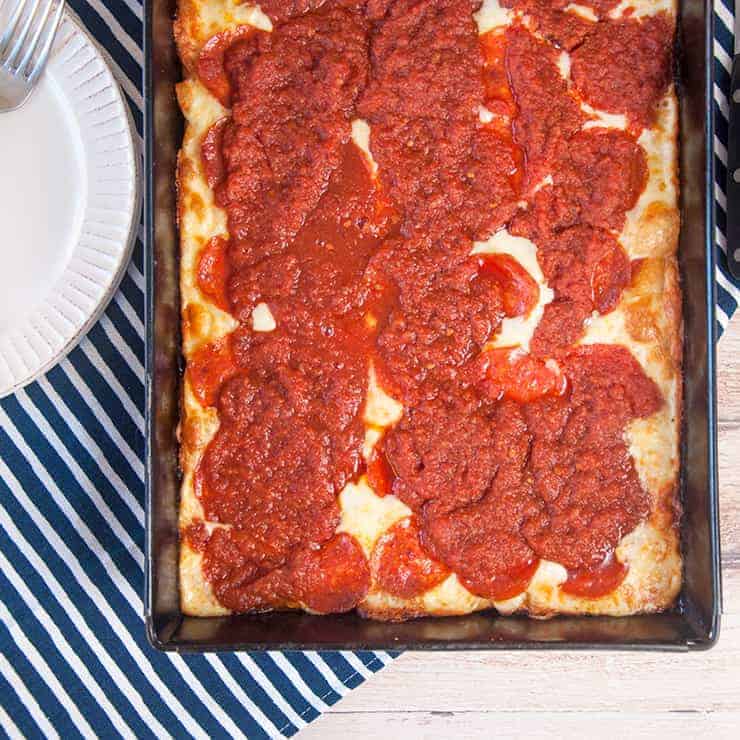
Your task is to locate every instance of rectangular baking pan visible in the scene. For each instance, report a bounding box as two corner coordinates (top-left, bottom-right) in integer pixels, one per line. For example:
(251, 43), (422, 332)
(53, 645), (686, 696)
(144, 0), (721, 651)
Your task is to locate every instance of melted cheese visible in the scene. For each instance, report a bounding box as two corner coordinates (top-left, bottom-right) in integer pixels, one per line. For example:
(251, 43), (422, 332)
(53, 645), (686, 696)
(194, 0), (271, 36)
(474, 0), (513, 33)
(581, 101), (628, 131)
(251, 302), (276, 332)
(581, 94), (679, 502)
(610, 0), (673, 19)
(472, 229), (554, 352)
(565, 3), (598, 22)
(557, 50), (571, 81)
(363, 572), (492, 619)
(351, 118), (378, 176)
(364, 364), (403, 429)
(620, 94), (679, 260)
(478, 105), (495, 123)
(337, 479), (411, 557)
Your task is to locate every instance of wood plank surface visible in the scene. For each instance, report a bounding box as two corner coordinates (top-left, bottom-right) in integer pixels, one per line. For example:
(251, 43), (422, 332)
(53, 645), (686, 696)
(300, 711), (740, 739)
(301, 318), (740, 739)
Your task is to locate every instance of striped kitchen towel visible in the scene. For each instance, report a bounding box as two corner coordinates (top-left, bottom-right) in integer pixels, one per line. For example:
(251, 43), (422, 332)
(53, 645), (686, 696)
(0, 0), (738, 738)
(715, 0), (739, 330)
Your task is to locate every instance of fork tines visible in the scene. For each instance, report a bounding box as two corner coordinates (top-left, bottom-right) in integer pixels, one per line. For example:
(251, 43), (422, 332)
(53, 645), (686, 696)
(0, 0), (65, 83)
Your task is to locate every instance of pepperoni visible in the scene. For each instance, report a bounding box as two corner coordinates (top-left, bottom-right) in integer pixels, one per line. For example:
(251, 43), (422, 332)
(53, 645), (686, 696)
(571, 14), (674, 127)
(201, 529), (369, 613)
(591, 241), (631, 314)
(200, 374), (345, 534)
(506, 27), (584, 189)
(218, 9), (370, 268)
(197, 26), (259, 107)
(375, 258), (505, 404)
(510, 129), (647, 239)
(200, 526), (290, 612)
(182, 521), (209, 552)
(462, 556), (540, 602)
(520, 345), (662, 571)
(358, 0), (520, 239)
(423, 498), (540, 601)
(372, 517), (449, 599)
(480, 30), (516, 118)
(507, 222), (633, 354)
(530, 301), (590, 356)
(561, 552), (629, 598)
(479, 348), (567, 404)
(381, 390), (503, 515)
(380, 344), (661, 599)
(477, 253), (540, 318)
(200, 118), (229, 189)
(366, 445), (396, 497)
(186, 337), (237, 407)
(290, 533), (370, 613)
(564, 0), (620, 13)
(257, 0), (329, 22)
(258, 0), (365, 23)
(196, 235), (230, 312)
(226, 252), (300, 324)
(551, 128), (648, 233)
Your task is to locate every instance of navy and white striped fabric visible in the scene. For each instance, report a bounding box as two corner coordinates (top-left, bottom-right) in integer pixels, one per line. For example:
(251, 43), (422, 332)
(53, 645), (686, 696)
(0, 0), (737, 737)
(715, 0), (740, 333)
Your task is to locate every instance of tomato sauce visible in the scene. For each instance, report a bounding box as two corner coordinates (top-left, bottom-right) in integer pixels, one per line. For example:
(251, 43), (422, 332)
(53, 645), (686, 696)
(478, 348), (567, 404)
(185, 0), (670, 614)
(288, 533), (371, 613)
(562, 552), (629, 599)
(502, 0), (594, 51)
(372, 517), (449, 599)
(480, 30), (516, 118)
(571, 14), (674, 128)
(366, 444), (395, 498)
(200, 118), (228, 190)
(186, 336), (237, 407)
(197, 27), (257, 107)
(477, 253), (539, 318)
(196, 235), (230, 311)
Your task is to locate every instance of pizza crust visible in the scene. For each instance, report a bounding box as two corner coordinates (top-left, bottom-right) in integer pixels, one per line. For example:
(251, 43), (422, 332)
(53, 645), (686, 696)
(175, 0), (682, 619)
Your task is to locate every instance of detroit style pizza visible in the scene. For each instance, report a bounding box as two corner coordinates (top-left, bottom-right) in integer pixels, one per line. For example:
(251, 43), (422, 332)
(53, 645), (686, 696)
(174, 0), (682, 620)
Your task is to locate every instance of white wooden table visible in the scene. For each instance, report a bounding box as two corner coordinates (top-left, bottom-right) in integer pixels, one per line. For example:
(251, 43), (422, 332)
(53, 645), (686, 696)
(303, 319), (740, 739)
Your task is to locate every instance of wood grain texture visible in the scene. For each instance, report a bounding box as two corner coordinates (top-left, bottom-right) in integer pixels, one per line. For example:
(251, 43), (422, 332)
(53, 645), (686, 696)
(300, 711), (740, 739)
(301, 318), (740, 738)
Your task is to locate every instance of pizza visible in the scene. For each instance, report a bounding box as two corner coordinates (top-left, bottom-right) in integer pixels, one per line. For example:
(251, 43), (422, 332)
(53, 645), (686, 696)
(174, 0), (682, 621)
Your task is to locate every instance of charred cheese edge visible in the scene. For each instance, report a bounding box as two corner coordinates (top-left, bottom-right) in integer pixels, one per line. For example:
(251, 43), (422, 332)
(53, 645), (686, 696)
(175, 0), (682, 619)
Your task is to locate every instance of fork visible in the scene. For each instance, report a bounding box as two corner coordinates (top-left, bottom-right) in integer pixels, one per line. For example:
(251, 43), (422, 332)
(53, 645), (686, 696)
(0, 0), (65, 112)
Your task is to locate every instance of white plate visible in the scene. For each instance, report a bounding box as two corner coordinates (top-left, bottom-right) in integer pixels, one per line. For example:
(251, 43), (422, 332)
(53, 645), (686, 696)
(0, 11), (140, 398)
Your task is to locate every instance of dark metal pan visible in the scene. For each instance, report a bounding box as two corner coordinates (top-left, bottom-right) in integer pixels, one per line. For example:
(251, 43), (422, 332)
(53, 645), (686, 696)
(144, 0), (721, 651)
